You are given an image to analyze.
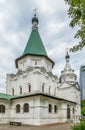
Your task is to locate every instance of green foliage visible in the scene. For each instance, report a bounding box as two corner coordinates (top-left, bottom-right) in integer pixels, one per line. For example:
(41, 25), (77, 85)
(64, 0), (85, 52)
(72, 100), (85, 130)
(81, 107), (85, 115)
(81, 100), (85, 115)
(81, 100), (85, 108)
(71, 121), (85, 130)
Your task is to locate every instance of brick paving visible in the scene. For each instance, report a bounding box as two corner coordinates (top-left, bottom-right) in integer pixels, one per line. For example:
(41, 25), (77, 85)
(0, 123), (71, 130)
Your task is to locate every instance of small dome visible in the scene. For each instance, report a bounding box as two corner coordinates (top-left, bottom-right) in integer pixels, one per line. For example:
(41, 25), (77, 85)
(65, 52), (70, 59)
(32, 14), (39, 24)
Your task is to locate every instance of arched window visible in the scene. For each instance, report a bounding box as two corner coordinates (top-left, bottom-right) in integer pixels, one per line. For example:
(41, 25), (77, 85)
(12, 88), (14, 96)
(67, 104), (70, 119)
(54, 105), (57, 113)
(28, 84), (31, 93)
(35, 61), (37, 65)
(0, 105), (5, 113)
(48, 104), (52, 113)
(73, 107), (75, 114)
(20, 86), (22, 94)
(16, 104), (20, 113)
(23, 103), (29, 112)
(42, 84), (44, 93)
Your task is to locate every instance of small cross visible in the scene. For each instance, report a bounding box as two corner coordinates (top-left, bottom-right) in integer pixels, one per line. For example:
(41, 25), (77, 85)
(33, 8), (37, 15)
(66, 48), (70, 53)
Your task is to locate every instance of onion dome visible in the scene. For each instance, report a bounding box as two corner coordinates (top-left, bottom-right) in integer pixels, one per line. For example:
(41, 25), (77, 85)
(65, 52), (70, 60)
(32, 14), (39, 24)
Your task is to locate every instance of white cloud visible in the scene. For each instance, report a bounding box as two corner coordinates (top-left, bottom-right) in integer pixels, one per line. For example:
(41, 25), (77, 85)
(0, 0), (6, 3)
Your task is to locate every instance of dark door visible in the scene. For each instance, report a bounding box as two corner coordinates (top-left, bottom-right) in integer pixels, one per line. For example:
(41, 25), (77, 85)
(67, 107), (70, 119)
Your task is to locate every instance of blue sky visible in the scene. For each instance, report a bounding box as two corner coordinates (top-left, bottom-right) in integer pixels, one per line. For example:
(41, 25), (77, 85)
(0, 0), (85, 93)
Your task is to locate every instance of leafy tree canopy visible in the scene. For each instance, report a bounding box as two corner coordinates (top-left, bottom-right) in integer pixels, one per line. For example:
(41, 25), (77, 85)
(81, 100), (85, 108)
(81, 100), (85, 115)
(64, 0), (85, 52)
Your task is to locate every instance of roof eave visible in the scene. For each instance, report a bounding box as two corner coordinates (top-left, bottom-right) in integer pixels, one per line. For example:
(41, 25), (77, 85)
(0, 98), (9, 101)
(10, 93), (76, 104)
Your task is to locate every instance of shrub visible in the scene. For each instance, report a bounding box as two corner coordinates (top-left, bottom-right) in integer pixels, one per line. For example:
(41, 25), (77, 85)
(71, 122), (85, 130)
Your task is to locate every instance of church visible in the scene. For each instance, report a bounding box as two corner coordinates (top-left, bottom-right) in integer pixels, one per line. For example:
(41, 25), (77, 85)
(0, 13), (81, 125)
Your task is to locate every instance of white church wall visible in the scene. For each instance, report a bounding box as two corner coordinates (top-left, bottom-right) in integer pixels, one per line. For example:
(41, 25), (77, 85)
(6, 72), (41, 96)
(6, 68), (58, 97)
(0, 95), (80, 125)
(17, 55), (53, 72)
(0, 100), (10, 124)
(60, 103), (67, 122)
(57, 87), (80, 103)
(61, 73), (76, 83)
(10, 96), (41, 125)
(6, 74), (13, 94)
(40, 97), (61, 124)
(57, 87), (81, 123)
(60, 102), (77, 122)
(38, 73), (58, 96)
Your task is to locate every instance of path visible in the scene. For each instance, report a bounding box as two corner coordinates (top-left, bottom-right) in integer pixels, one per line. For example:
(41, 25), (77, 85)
(0, 123), (71, 130)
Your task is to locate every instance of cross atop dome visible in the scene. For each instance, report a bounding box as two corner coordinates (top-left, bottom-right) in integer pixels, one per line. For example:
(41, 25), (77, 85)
(34, 8), (37, 15)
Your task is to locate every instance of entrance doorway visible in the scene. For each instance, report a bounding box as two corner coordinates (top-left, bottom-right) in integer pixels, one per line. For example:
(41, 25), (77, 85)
(67, 105), (70, 119)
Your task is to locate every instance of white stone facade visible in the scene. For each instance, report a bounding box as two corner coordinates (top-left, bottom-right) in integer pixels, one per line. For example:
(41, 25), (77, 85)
(0, 53), (81, 125)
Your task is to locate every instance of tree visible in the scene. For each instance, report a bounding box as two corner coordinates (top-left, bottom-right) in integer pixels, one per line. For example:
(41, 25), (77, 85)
(81, 100), (85, 116)
(81, 100), (85, 108)
(64, 0), (85, 52)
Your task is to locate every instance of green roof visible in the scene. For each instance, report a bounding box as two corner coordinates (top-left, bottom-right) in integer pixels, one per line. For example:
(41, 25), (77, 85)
(23, 29), (47, 56)
(0, 93), (16, 100)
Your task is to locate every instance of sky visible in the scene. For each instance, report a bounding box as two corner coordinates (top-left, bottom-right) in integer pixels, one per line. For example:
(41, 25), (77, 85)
(0, 0), (85, 93)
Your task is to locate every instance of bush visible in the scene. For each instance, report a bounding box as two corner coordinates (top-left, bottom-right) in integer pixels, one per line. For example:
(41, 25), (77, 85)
(71, 122), (85, 130)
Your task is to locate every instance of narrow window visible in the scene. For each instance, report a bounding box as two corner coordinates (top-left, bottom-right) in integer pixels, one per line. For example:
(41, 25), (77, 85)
(48, 104), (52, 113)
(42, 84), (45, 93)
(16, 104), (20, 113)
(23, 103), (29, 112)
(28, 84), (31, 93)
(35, 61), (37, 65)
(0, 105), (5, 113)
(42, 85), (44, 93)
(12, 88), (14, 96)
(54, 105), (57, 113)
(73, 107), (75, 114)
(67, 104), (70, 119)
(20, 86), (22, 94)
(3, 105), (5, 113)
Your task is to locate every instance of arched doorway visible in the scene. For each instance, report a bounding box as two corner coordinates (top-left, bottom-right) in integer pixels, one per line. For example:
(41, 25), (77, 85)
(67, 105), (70, 119)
